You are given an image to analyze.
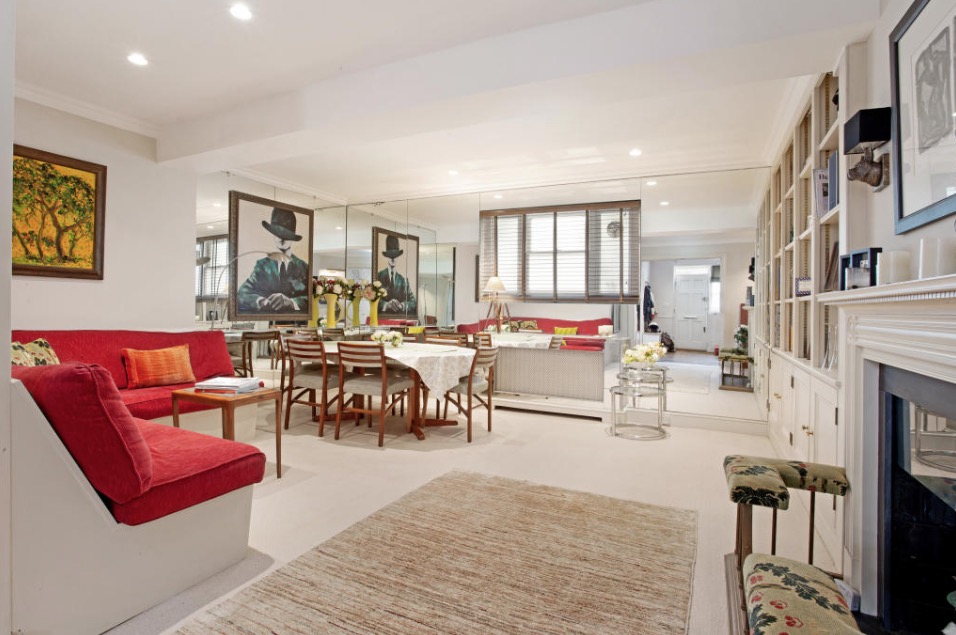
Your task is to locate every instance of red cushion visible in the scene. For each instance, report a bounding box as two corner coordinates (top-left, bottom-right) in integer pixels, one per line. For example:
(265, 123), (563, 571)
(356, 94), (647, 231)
(13, 362), (153, 504)
(457, 317), (613, 336)
(11, 330), (235, 389)
(121, 384), (216, 420)
(109, 420), (265, 525)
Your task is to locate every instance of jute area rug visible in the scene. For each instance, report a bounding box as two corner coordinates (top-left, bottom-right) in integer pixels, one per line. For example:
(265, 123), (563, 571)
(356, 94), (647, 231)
(177, 471), (698, 634)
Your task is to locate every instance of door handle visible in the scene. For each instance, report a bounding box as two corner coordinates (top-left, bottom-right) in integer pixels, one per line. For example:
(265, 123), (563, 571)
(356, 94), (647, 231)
(682, 315), (699, 319)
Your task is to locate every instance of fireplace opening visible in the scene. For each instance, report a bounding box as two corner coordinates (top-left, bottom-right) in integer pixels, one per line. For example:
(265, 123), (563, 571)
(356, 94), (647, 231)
(879, 365), (956, 633)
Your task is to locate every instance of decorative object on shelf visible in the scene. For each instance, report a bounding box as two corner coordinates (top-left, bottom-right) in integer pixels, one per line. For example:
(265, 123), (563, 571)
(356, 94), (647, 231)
(918, 237), (956, 279)
(823, 242), (840, 291)
(813, 169), (829, 217)
(482, 276), (511, 334)
(794, 277), (813, 297)
(370, 330), (403, 347)
(878, 250), (913, 285)
(844, 107), (891, 191)
(827, 151), (839, 211)
(622, 342), (667, 369)
(891, 0), (956, 234)
(839, 247), (882, 290)
(12, 145), (107, 280)
(229, 191), (314, 322)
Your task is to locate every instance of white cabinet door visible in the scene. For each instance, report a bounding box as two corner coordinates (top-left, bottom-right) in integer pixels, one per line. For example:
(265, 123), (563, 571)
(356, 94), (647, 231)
(793, 367), (811, 460)
(809, 377), (844, 568)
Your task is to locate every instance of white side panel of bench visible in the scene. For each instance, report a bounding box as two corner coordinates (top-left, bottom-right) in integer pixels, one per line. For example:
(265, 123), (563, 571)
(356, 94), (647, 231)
(11, 380), (254, 635)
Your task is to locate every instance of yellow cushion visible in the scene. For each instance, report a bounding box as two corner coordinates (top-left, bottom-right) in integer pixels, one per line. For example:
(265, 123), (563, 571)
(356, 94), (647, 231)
(122, 344), (196, 389)
(554, 327), (578, 335)
(407, 326), (425, 334)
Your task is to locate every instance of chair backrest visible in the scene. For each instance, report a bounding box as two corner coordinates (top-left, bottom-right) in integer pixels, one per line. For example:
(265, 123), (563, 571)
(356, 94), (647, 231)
(473, 346), (499, 371)
(336, 342), (386, 369)
(424, 336), (462, 346)
(292, 328), (320, 340)
(286, 339), (329, 367)
(241, 329), (280, 343)
(472, 332), (492, 348)
(549, 336), (564, 349)
(323, 328), (345, 341)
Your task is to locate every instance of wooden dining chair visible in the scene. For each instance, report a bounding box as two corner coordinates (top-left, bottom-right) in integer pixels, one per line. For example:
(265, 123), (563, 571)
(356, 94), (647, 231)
(444, 346), (499, 442)
(284, 339), (348, 436)
(335, 343), (415, 447)
(234, 330), (280, 378)
(472, 332), (492, 348)
(322, 327), (345, 341)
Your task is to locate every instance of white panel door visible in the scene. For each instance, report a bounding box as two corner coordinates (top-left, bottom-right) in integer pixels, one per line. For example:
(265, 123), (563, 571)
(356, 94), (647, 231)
(674, 273), (709, 350)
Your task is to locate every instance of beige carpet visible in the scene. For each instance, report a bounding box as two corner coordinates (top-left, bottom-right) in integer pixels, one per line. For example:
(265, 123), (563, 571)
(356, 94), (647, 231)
(177, 471), (698, 635)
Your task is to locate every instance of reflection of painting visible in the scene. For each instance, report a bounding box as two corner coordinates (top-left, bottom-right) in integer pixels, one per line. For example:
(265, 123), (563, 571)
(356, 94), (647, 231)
(12, 145), (106, 279)
(229, 191), (314, 322)
(915, 27), (951, 152)
(372, 227), (419, 319)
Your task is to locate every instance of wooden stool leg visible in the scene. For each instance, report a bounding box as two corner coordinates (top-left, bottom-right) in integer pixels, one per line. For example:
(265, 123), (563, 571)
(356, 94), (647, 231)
(771, 508), (778, 555)
(808, 491), (816, 565)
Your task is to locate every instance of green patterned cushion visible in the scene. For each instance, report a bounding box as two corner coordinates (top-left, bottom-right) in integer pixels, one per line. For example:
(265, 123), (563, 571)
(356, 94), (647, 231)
(744, 554), (860, 634)
(11, 342), (35, 366)
(724, 455), (850, 510)
(11, 338), (60, 367)
(724, 455), (790, 510)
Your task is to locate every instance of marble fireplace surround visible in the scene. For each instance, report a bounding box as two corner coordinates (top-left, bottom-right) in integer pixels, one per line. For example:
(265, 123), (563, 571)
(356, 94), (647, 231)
(822, 273), (956, 616)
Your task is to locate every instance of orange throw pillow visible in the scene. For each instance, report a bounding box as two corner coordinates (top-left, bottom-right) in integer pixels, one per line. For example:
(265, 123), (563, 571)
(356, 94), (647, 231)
(122, 344), (196, 389)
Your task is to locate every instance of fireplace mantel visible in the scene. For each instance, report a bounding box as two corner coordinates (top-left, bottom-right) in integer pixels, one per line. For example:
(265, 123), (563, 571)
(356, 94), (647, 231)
(817, 273), (956, 618)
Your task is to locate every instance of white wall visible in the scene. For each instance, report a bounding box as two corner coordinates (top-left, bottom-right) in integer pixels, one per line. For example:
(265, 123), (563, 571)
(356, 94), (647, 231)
(12, 100), (197, 330)
(1, 1), (15, 631)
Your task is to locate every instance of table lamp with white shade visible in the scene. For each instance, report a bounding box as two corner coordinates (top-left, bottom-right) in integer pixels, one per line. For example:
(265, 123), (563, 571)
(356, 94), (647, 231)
(483, 276), (511, 333)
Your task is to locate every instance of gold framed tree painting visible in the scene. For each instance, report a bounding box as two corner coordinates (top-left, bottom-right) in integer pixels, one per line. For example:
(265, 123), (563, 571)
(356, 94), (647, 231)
(12, 145), (107, 279)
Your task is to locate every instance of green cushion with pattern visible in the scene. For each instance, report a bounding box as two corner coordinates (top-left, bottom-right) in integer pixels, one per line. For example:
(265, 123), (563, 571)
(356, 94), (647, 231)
(744, 553), (860, 634)
(724, 455), (850, 510)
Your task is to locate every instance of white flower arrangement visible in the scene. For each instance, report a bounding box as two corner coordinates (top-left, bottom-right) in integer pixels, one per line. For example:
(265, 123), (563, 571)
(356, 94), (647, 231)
(370, 330), (403, 347)
(622, 342), (668, 366)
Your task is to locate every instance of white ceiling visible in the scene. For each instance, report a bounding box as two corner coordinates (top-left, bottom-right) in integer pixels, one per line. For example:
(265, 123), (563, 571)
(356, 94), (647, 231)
(14, 0), (881, 242)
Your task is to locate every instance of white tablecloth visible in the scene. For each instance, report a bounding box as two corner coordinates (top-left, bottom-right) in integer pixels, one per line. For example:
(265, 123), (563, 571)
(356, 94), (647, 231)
(326, 342), (475, 395)
(490, 333), (552, 349)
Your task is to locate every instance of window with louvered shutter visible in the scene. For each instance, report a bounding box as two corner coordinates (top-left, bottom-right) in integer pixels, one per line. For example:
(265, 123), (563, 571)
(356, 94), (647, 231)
(478, 200), (640, 303)
(195, 235), (230, 300)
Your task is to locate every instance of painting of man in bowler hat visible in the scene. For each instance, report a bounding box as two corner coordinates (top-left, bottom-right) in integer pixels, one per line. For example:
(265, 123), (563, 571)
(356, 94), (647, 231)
(229, 192), (314, 321)
(373, 227), (418, 317)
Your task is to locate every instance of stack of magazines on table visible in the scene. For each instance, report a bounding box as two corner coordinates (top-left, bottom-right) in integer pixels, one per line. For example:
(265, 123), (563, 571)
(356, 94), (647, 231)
(194, 376), (265, 394)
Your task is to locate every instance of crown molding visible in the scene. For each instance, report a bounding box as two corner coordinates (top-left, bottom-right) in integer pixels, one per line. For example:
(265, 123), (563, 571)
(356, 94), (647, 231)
(15, 81), (160, 138)
(229, 168), (347, 207)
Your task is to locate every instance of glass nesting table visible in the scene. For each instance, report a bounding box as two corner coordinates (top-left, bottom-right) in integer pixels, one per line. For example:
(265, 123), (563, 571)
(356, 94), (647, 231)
(609, 366), (670, 440)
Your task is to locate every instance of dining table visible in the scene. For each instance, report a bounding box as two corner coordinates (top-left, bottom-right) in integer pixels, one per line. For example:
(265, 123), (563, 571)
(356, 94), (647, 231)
(324, 341), (477, 440)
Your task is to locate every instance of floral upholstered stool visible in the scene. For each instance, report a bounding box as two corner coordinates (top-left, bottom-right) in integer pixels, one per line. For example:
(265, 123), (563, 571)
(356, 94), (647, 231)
(723, 455), (852, 634)
(743, 553), (861, 634)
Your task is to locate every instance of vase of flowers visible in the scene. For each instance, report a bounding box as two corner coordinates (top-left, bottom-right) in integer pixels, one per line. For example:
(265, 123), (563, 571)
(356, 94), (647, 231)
(338, 279), (361, 327)
(370, 329), (403, 347)
(622, 342), (668, 369)
(362, 280), (388, 326)
(314, 276), (347, 326)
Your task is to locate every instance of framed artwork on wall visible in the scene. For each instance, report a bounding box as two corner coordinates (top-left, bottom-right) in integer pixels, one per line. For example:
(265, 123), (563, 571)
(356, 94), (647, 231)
(372, 226), (419, 319)
(891, 0), (956, 233)
(228, 191), (314, 322)
(12, 145), (106, 279)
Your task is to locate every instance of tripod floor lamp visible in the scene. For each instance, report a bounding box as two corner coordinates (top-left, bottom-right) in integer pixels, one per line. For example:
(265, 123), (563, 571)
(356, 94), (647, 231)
(483, 276), (511, 333)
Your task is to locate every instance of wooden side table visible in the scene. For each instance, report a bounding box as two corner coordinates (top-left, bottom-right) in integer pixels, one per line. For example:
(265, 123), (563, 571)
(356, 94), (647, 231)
(171, 387), (283, 478)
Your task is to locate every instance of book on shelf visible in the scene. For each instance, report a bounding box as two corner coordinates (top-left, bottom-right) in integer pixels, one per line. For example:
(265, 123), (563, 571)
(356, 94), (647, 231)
(194, 376), (264, 394)
(823, 242), (840, 291)
(813, 169), (829, 217)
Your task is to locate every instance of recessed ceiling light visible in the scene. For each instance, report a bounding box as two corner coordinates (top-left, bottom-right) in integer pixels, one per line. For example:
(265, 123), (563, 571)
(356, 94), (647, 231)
(660, 201), (670, 206)
(127, 52), (148, 66)
(229, 3), (253, 20)
(493, 194), (503, 199)
(206, 225), (215, 230)
(212, 202), (222, 208)
(448, 170), (459, 176)
(645, 180), (657, 186)
(628, 148), (642, 157)
(335, 226), (343, 230)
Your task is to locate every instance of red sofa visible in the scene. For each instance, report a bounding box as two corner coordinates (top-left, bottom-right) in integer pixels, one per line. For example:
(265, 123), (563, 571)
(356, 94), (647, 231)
(12, 329), (235, 420)
(457, 316), (612, 350)
(13, 361), (265, 525)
